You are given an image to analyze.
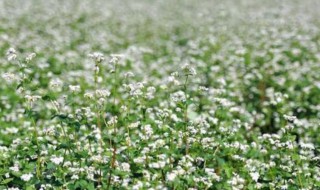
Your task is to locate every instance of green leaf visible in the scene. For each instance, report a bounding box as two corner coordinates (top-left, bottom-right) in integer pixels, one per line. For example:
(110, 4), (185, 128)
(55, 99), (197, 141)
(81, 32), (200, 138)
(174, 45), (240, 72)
(87, 182), (95, 190)
(51, 114), (68, 120)
(26, 185), (35, 190)
(11, 171), (22, 177)
(0, 178), (14, 185)
(42, 94), (54, 101)
(186, 99), (193, 105)
(16, 82), (23, 90)
(47, 162), (56, 170)
(67, 183), (75, 190)
(75, 179), (88, 188)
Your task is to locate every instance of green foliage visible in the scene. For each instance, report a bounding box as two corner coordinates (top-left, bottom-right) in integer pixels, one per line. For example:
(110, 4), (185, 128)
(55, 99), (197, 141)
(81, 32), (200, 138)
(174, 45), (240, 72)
(0, 0), (319, 190)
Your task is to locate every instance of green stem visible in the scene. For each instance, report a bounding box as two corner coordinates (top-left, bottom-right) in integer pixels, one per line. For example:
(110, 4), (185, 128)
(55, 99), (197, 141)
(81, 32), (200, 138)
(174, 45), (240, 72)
(107, 62), (118, 189)
(183, 75), (189, 155)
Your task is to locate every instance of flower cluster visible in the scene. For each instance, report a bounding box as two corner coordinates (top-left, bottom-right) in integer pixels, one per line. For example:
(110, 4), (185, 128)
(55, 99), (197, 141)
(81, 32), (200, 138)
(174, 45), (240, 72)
(0, 0), (319, 190)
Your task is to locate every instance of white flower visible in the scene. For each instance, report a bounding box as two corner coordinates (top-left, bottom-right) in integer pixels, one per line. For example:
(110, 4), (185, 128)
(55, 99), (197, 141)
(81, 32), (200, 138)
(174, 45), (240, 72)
(84, 92), (94, 99)
(255, 183), (263, 189)
(69, 85), (81, 93)
(95, 89), (111, 98)
(167, 76), (180, 86)
(250, 172), (260, 182)
(89, 52), (105, 63)
(124, 82), (145, 97)
(9, 165), (19, 172)
(107, 116), (118, 126)
(120, 163), (131, 172)
(199, 86), (209, 92)
(166, 172), (177, 181)
(25, 95), (42, 103)
(133, 157), (145, 164)
(283, 114), (297, 122)
(300, 142), (315, 150)
(181, 63), (197, 75)
(110, 54), (124, 64)
(228, 173), (245, 190)
(204, 168), (215, 174)
(6, 48), (17, 61)
(49, 79), (63, 88)
(171, 91), (186, 102)
(71, 174), (79, 180)
(142, 124), (153, 137)
(124, 72), (134, 78)
(121, 105), (128, 111)
(7, 188), (20, 190)
(281, 184), (288, 190)
(50, 155), (64, 165)
(128, 122), (140, 129)
(21, 173), (33, 181)
(2, 73), (16, 82)
(149, 161), (165, 169)
(25, 53), (36, 63)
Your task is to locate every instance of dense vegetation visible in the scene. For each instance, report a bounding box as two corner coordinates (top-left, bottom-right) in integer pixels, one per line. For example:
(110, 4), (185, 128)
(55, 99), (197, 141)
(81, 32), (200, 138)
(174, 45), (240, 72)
(0, 0), (319, 189)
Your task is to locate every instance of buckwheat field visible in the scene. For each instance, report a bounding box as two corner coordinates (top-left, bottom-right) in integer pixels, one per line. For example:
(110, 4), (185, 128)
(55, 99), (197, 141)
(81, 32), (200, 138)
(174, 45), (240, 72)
(0, 0), (320, 189)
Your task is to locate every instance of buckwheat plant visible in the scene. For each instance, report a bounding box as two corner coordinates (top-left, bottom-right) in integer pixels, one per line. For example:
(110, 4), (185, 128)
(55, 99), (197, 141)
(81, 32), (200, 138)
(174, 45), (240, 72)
(0, 0), (319, 190)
